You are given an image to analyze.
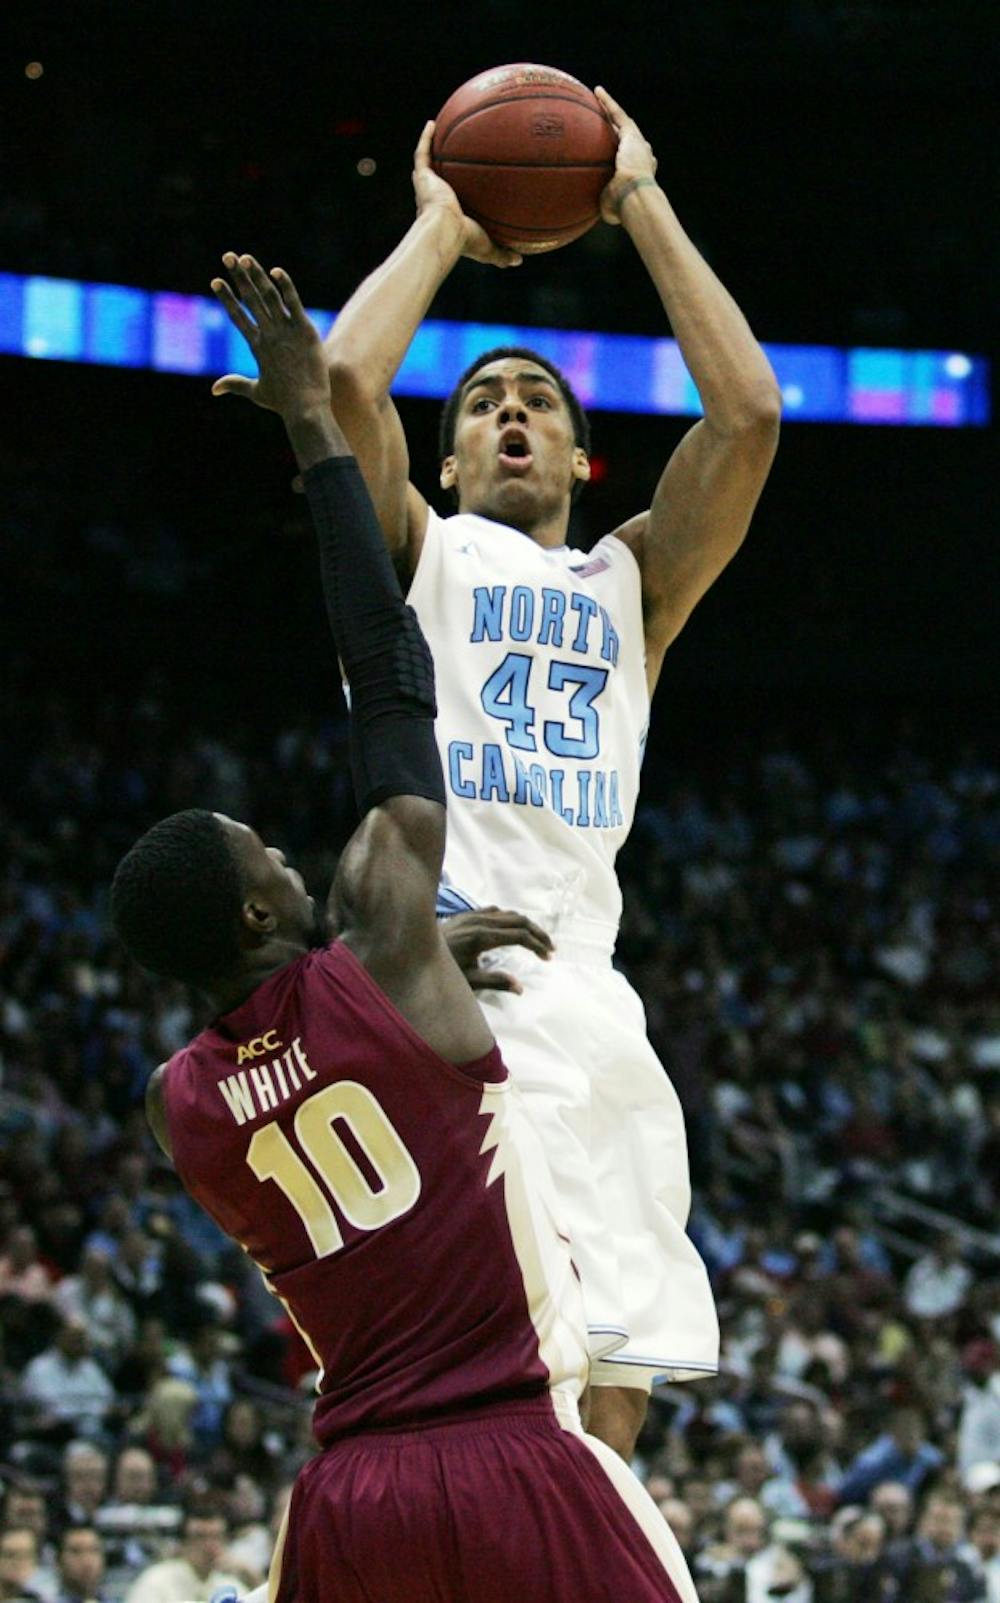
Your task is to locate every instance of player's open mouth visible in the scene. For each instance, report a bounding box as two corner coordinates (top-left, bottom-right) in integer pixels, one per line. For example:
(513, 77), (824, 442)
(498, 429), (533, 475)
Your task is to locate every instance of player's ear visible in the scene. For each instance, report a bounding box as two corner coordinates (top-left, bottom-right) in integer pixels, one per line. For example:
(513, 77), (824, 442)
(571, 447), (591, 484)
(440, 455), (458, 491)
(241, 899), (277, 940)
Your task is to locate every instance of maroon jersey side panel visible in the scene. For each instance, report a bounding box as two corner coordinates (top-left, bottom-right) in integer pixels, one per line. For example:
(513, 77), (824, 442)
(162, 942), (553, 1441)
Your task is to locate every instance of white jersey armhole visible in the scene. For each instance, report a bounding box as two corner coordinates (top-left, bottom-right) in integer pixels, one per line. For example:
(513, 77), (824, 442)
(599, 530), (644, 584)
(406, 502), (445, 606)
(581, 531), (650, 718)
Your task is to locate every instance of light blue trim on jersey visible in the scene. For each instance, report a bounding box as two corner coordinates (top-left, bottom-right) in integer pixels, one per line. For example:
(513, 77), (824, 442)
(587, 1322), (631, 1347)
(601, 1351), (720, 1374)
(435, 882), (480, 919)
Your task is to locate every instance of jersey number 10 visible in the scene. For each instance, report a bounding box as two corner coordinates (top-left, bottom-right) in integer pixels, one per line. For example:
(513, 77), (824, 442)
(246, 1081), (421, 1257)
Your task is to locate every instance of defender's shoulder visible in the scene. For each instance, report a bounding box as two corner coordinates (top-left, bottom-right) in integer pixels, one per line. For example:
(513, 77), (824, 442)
(145, 1062), (172, 1160)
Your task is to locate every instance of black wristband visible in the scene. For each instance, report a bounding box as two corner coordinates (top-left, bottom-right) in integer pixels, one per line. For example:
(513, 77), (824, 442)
(302, 456), (445, 816)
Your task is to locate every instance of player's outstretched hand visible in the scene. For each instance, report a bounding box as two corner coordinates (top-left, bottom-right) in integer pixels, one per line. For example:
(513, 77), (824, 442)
(413, 122), (523, 270)
(593, 86), (659, 226)
(443, 907), (554, 995)
(210, 254), (330, 417)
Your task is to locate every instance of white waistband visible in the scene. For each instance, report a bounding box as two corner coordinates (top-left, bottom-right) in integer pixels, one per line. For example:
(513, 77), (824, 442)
(549, 1387), (584, 1435)
(551, 935), (616, 963)
(547, 916), (618, 962)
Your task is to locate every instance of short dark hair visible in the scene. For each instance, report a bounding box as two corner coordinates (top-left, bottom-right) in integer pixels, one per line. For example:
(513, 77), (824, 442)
(110, 809), (246, 986)
(59, 1523), (101, 1553)
(438, 346), (592, 503)
(182, 1505), (230, 1535)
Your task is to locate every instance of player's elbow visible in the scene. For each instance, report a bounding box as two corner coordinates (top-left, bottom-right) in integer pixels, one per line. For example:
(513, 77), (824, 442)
(717, 388), (782, 465)
(737, 382), (783, 438)
(706, 382), (782, 451)
(327, 356), (379, 410)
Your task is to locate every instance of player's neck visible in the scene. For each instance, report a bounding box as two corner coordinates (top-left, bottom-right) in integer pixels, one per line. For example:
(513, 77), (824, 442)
(205, 940), (307, 1018)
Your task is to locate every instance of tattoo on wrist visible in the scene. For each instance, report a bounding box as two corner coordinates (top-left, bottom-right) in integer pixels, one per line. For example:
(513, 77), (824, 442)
(616, 175), (659, 210)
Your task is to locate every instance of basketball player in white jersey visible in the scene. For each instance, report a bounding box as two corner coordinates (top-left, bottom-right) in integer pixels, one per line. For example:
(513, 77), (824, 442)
(219, 86), (780, 1461)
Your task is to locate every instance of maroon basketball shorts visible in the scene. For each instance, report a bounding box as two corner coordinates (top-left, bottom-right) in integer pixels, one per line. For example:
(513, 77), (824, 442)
(270, 1395), (697, 1603)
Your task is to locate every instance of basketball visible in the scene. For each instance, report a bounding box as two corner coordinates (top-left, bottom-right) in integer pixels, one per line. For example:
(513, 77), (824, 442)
(431, 63), (617, 255)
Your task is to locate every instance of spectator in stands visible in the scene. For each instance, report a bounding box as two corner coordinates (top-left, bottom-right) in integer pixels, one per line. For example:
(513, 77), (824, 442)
(888, 1491), (983, 1601)
(958, 1342), (1000, 1475)
(0, 1528), (46, 1603)
(713, 1439), (771, 1510)
(766, 1399), (842, 1503)
(965, 1462), (1000, 1511)
(202, 1401), (277, 1492)
(110, 1232), (161, 1320)
(694, 1496), (769, 1595)
(127, 1380), (198, 1482)
(656, 1498), (695, 1568)
(678, 1473), (717, 1537)
(56, 1445), (109, 1535)
(228, 1482), (290, 1595)
(54, 1526), (107, 1603)
(54, 1249), (136, 1369)
(869, 1478), (915, 1558)
(113, 1320), (168, 1400)
(108, 1449), (157, 1510)
(745, 1539), (813, 1603)
(97, 1447), (180, 1585)
(0, 1226), (55, 1305)
(809, 1507), (890, 1602)
(837, 1405), (945, 1505)
(20, 1321), (115, 1443)
(767, 1446), (839, 1520)
(0, 1488), (49, 1554)
(774, 1293), (849, 1386)
(217, 1477), (269, 1593)
(164, 1326), (230, 1450)
(122, 1510), (241, 1603)
(735, 1347), (785, 1438)
(961, 1504), (1000, 1603)
(113, 1157), (156, 1231)
(83, 1200), (131, 1267)
(904, 1232), (974, 1321)
(724, 1497), (769, 1563)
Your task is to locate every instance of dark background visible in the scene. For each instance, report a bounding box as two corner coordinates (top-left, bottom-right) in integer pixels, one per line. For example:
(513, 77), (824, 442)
(1, 0), (996, 761)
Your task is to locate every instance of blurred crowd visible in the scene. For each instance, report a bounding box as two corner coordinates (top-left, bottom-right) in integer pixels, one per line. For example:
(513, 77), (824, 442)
(1, 676), (998, 1603)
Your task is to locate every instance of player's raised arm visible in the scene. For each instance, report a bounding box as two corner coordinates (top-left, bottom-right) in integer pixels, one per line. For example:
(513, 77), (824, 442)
(211, 255), (449, 971)
(212, 257), (502, 1053)
(321, 123), (522, 573)
(594, 86), (782, 693)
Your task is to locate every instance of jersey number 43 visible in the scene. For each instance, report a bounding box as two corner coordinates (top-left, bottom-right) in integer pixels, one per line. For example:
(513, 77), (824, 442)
(481, 652), (608, 760)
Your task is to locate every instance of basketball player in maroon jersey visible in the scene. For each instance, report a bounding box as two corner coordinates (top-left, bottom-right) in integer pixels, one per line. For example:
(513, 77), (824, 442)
(110, 257), (699, 1602)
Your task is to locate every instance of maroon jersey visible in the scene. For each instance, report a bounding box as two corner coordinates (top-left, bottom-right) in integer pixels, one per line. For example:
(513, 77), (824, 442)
(162, 941), (588, 1443)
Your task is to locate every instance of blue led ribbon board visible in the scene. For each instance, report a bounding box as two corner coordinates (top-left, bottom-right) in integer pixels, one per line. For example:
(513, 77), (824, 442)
(0, 272), (989, 427)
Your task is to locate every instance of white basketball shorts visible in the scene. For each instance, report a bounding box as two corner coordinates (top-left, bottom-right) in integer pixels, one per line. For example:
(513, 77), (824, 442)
(477, 937), (719, 1389)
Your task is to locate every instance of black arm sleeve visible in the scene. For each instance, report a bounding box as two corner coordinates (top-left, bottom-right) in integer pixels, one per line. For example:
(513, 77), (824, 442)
(302, 455), (445, 816)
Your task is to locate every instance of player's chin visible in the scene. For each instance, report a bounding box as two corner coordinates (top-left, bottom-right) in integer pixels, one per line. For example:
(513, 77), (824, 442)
(478, 478), (551, 527)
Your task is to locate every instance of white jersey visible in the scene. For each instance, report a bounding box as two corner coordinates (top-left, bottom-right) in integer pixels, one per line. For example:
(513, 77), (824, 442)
(408, 507), (649, 941)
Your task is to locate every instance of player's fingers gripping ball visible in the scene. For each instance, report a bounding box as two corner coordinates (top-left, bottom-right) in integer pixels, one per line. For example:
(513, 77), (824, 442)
(593, 85), (659, 225)
(431, 63), (617, 253)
